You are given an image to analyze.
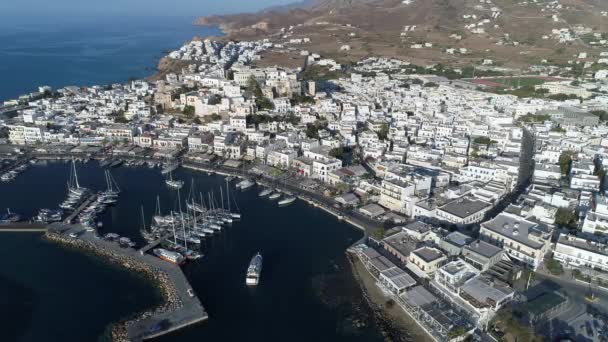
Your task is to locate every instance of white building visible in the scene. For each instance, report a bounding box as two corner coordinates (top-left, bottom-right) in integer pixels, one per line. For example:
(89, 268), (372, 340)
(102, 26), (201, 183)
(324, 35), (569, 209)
(554, 234), (608, 272)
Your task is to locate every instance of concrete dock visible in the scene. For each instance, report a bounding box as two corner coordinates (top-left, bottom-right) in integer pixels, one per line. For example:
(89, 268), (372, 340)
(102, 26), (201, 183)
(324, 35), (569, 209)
(63, 193), (97, 224)
(47, 224), (207, 341)
(0, 222), (48, 232)
(139, 233), (172, 255)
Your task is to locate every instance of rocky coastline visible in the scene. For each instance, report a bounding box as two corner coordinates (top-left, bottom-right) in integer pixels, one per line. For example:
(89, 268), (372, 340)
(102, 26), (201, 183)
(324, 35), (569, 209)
(44, 232), (182, 342)
(346, 252), (434, 342)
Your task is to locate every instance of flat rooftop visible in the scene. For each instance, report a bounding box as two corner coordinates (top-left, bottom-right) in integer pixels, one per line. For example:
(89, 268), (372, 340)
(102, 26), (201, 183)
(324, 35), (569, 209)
(412, 247), (444, 263)
(382, 231), (418, 258)
(464, 240), (503, 259)
(381, 267), (416, 289)
(482, 213), (543, 249)
(439, 197), (491, 218)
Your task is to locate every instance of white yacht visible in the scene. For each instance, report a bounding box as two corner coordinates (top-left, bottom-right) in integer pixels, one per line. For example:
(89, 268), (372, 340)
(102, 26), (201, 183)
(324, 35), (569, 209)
(246, 253), (263, 286)
(268, 192), (281, 200)
(278, 196), (296, 206)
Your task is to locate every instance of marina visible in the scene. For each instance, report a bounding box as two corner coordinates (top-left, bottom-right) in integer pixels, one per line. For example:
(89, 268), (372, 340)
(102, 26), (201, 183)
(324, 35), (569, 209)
(0, 160), (383, 342)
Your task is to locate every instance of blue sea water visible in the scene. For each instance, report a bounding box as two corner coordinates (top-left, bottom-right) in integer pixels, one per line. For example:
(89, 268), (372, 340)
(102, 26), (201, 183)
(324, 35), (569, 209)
(0, 15), (221, 101)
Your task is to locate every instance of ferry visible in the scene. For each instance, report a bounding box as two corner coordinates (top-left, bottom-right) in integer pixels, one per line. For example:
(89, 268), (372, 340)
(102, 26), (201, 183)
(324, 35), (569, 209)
(153, 248), (185, 265)
(278, 196), (296, 206)
(246, 253), (263, 286)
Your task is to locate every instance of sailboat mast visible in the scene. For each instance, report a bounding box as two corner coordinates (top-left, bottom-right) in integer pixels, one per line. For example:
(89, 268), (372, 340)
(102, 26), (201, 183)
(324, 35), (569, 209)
(203, 192), (205, 212)
(177, 188), (187, 249)
(192, 197), (197, 228)
(226, 181), (231, 212)
(140, 205), (146, 231)
(170, 211), (177, 244)
(220, 187), (224, 211)
(73, 159), (80, 189)
(208, 193), (213, 213)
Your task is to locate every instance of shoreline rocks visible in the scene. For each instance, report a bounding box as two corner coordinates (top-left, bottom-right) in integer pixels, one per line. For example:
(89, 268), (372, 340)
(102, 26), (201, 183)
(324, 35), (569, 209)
(45, 232), (182, 342)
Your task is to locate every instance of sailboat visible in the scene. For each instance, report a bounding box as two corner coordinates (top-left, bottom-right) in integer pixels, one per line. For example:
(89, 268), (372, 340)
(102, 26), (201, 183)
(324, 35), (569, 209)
(161, 160), (179, 175)
(0, 208), (21, 223)
(277, 175), (296, 206)
(68, 159), (88, 196)
(225, 180), (241, 220)
(140, 205), (155, 242)
(165, 171), (184, 189)
(99, 170), (120, 205)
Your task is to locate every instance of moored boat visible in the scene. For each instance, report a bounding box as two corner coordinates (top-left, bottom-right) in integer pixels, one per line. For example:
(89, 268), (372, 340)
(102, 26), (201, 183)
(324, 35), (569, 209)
(153, 248), (185, 265)
(236, 179), (255, 190)
(258, 188), (272, 197)
(268, 192), (281, 200)
(278, 196), (296, 206)
(0, 209), (21, 223)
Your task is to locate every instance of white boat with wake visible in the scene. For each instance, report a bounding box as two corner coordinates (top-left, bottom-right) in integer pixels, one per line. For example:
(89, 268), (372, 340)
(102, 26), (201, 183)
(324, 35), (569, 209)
(246, 253), (263, 286)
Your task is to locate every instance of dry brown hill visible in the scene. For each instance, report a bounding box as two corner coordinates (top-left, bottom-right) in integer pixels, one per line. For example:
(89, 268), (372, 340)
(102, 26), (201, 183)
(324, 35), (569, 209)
(194, 0), (608, 70)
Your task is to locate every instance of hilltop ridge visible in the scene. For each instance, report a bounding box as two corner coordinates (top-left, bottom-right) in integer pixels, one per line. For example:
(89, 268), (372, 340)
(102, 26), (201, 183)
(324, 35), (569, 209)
(194, 0), (608, 70)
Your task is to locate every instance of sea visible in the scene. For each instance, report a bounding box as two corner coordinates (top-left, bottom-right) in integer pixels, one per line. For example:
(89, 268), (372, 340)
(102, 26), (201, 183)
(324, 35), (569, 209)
(0, 15), (221, 102)
(0, 16), (390, 342)
(0, 161), (386, 342)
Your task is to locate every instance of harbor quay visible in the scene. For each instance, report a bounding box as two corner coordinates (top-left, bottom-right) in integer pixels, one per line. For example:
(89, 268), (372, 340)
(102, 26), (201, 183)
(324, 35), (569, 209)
(181, 161), (380, 244)
(46, 223), (208, 342)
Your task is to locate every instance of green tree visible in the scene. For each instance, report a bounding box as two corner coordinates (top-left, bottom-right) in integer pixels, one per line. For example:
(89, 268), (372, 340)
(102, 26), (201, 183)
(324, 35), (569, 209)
(558, 151), (573, 175)
(547, 93), (581, 101)
(306, 124), (319, 139)
(247, 76), (274, 111)
(182, 105), (195, 118)
(208, 95), (222, 105)
(377, 123), (390, 141)
(370, 228), (385, 240)
(210, 113), (222, 121)
(109, 110), (129, 123)
(473, 136), (497, 146)
(447, 327), (467, 339)
(291, 94), (315, 105)
(545, 257), (564, 275)
(330, 147), (345, 159)
(193, 117), (202, 125)
(590, 110), (608, 122)
(555, 207), (578, 229)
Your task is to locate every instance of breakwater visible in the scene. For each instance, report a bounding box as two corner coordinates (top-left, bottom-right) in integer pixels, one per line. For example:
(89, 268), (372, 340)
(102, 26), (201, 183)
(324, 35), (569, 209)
(45, 227), (207, 341)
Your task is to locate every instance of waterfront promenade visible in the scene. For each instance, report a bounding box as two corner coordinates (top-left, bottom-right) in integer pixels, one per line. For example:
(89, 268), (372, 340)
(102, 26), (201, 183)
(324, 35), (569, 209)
(46, 223), (207, 341)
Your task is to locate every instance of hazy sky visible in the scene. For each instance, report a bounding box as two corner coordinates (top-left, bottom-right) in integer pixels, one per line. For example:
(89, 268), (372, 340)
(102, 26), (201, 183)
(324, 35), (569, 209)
(0, 0), (297, 17)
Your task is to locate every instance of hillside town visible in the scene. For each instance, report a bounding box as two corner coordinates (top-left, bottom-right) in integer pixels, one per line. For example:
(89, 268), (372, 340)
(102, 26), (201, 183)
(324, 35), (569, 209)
(2, 36), (608, 341)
